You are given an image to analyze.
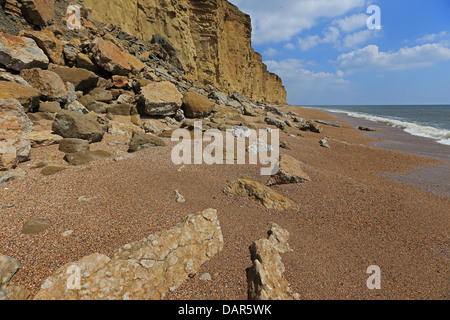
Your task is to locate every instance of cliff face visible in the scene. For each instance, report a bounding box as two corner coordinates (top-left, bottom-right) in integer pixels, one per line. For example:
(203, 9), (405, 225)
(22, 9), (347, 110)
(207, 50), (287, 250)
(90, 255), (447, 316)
(80, 0), (286, 104)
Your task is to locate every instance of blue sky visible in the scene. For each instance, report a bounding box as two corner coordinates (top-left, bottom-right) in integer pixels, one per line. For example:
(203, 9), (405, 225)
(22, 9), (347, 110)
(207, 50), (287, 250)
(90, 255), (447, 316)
(229, 0), (450, 105)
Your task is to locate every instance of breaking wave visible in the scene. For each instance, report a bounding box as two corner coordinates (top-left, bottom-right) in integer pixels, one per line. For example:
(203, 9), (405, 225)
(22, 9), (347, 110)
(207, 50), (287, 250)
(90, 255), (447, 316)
(322, 108), (450, 146)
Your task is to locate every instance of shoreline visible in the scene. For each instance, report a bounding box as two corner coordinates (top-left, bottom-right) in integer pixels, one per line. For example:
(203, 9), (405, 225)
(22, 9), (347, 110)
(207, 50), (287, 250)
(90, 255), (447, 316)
(303, 107), (450, 197)
(1, 105), (449, 300)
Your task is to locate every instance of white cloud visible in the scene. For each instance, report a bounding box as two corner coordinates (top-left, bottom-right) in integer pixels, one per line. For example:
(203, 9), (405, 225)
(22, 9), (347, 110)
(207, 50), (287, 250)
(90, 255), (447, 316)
(284, 43), (296, 50)
(416, 31), (447, 43)
(336, 43), (450, 73)
(298, 27), (340, 51)
(263, 48), (278, 58)
(333, 13), (368, 33)
(229, 0), (366, 44)
(342, 29), (376, 48)
(265, 59), (348, 84)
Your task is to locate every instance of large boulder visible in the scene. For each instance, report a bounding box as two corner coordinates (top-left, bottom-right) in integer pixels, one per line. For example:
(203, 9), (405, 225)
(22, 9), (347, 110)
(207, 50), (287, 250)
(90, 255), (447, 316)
(52, 110), (105, 143)
(51, 67), (99, 92)
(182, 92), (214, 118)
(0, 99), (33, 170)
(20, 0), (55, 26)
(139, 81), (183, 116)
(91, 39), (132, 76)
(33, 208), (223, 300)
(18, 30), (64, 65)
(20, 68), (68, 102)
(0, 33), (49, 71)
(268, 154), (311, 186)
(0, 81), (41, 111)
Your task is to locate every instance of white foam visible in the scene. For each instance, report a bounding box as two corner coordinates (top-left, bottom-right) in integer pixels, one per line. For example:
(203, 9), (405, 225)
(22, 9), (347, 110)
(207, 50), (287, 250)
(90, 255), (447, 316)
(317, 108), (450, 146)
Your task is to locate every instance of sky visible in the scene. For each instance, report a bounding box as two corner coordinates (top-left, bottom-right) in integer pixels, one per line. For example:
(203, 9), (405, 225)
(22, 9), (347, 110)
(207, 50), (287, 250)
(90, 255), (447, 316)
(228, 0), (450, 106)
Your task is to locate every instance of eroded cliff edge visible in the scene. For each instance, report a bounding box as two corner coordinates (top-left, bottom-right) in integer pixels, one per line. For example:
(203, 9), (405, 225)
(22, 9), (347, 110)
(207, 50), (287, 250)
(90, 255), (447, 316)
(80, 0), (286, 104)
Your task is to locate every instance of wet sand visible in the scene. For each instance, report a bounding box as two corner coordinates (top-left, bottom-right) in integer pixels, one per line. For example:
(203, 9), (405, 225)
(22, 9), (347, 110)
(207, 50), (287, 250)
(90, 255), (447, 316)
(0, 106), (449, 300)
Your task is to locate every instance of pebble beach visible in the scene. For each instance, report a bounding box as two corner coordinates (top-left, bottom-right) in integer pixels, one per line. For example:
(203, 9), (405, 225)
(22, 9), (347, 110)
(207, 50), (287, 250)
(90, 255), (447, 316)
(1, 105), (448, 300)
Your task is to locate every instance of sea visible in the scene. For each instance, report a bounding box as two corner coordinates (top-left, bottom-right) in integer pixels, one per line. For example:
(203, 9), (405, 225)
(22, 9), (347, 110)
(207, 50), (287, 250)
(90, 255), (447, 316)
(303, 105), (450, 146)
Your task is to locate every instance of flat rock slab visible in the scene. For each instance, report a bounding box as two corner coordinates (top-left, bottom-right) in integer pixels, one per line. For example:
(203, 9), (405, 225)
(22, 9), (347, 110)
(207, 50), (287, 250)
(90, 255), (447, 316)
(128, 131), (166, 153)
(225, 179), (296, 211)
(58, 138), (90, 154)
(64, 150), (111, 166)
(40, 166), (67, 176)
(21, 218), (50, 234)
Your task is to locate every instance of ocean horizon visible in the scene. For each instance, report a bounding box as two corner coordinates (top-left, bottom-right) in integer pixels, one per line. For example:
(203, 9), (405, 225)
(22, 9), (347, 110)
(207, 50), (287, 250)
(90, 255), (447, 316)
(301, 105), (450, 146)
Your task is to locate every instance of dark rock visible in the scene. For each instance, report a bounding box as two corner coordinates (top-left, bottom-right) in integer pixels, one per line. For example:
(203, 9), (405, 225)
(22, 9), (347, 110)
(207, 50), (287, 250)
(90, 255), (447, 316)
(128, 131), (166, 153)
(64, 150), (111, 166)
(52, 110), (105, 143)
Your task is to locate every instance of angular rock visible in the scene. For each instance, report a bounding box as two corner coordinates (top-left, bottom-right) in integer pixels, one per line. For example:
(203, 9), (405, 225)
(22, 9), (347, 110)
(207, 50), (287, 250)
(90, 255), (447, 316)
(0, 254), (30, 300)
(51, 67), (99, 92)
(0, 81), (41, 111)
(112, 75), (129, 88)
(65, 100), (89, 114)
(58, 138), (90, 154)
(0, 254), (20, 287)
(208, 92), (228, 106)
(300, 120), (322, 133)
(18, 30), (64, 65)
(75, 53), (96, 71)
(106, 103), (132, 116)
(89, 88), (113, 102)
(63, 150), (111, 166)
(320, 138), (330, 149)
(39, 101), (61, 113)
(27, 131), (63, 147)
(265, 117), (286, 130)
(268, 154), (311, 186)
(52, 110), (105, 143)
(247, 223), (300, 300)
(20, 0), (55, 26)
(20, 68), (68, 102)
(139, 81), (183, 116)
(128, 131), (166, 153)
(182, 92), (214, 118)
(224, 179), (296, 210)
(0, 33), (49, 71)
(108, 121), (143, 138)
(34, 208), (224, 300)
(91, 38), (132, 76)
(0, 99), (33, 170)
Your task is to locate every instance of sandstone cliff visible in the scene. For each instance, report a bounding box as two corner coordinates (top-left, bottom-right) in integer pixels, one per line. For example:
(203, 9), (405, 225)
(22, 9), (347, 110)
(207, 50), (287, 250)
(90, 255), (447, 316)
(80, 0), (286, 104)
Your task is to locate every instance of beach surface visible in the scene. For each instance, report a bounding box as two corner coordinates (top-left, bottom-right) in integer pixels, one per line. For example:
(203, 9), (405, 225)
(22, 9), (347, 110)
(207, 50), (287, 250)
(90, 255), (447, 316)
(1, 105), (448, 300)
